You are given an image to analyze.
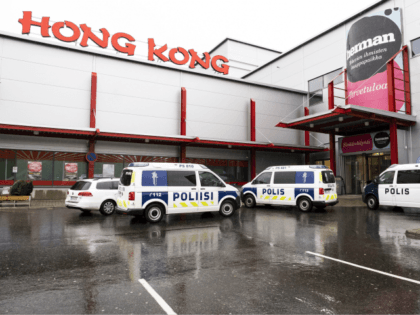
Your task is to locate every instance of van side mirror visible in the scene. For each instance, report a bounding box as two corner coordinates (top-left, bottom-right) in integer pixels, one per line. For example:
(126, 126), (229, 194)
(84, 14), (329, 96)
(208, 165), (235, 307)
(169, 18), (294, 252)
(373, 177), (378, 184)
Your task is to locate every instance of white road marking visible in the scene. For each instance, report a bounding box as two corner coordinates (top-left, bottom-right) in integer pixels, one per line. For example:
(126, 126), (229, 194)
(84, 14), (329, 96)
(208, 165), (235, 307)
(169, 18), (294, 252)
(139, 279), (177, 315)
(306, 251), (420, 285)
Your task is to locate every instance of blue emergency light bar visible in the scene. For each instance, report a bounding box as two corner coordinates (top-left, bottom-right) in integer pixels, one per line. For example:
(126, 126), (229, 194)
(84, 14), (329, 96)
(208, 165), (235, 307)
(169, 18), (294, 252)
(128, 163), (149, 167)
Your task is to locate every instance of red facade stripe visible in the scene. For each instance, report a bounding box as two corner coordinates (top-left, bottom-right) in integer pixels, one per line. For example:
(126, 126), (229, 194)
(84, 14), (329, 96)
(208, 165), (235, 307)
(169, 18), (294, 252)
(0, 149), (15, 159)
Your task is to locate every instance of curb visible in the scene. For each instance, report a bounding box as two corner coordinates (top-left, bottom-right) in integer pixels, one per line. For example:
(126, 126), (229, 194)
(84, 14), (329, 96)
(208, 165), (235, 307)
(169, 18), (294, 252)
(406, 228), (420, 239)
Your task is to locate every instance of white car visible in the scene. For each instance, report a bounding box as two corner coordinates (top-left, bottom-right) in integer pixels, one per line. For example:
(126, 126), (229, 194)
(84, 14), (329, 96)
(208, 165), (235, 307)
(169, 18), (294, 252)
(65, 178), (119, 215)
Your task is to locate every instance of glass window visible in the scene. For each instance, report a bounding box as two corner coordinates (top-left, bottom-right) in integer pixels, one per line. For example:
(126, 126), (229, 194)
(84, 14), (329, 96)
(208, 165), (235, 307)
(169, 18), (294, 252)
(54, 152), (87, 182)
(111, 181), (119, 189)
(167, 171), (196, 187)
(397, 170), (420, 184)
(120, 169), (133, 186)
(308, 76), (323, 106)
(70, 181), (92, 190)
(324, 68), (343, 88)
(252, 172), (272, 185)
(378, 171), (395, 184)
(199, 171), (225, 187)
(96, 181), (114, 190)
(322, 171), (336, 183)
(412, 37), (420, 57)
(94, 154), (124, 178)
(0, 149), (16, 181)
(274, 172), (296, 184)
(16, 150), (53, 182)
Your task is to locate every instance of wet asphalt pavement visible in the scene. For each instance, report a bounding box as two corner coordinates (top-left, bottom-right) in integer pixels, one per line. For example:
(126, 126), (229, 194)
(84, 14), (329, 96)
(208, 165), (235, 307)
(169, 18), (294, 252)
(1, 205), (420, 314)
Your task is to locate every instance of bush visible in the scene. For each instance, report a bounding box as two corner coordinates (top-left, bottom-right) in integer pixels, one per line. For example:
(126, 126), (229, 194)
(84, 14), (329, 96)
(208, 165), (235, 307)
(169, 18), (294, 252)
(10, 180), (33, 196)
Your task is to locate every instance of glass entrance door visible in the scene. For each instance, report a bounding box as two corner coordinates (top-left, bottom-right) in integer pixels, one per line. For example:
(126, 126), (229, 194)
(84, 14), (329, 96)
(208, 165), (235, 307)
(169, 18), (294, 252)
(367, 153), (391, 182)
(344, 155), (366, 194)
(344, 153), (391, 194)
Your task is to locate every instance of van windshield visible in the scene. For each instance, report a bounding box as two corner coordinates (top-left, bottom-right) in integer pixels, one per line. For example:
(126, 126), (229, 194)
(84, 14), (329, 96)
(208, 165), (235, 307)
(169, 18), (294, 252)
(321, 171), (335, 183)
(120, 169), (133, 186)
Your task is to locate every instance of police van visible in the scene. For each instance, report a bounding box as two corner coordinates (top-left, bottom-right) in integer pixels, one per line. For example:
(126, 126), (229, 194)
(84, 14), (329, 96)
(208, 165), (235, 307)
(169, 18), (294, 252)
(116, 163), (240, 222)
(241, 165), (338, 212)
(363, 164), (420, 210)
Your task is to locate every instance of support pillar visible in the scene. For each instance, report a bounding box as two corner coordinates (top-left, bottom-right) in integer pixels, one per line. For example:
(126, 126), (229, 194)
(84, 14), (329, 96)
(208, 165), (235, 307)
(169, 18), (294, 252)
(90, 72), (97, 128)
(390, 119), (398, 165)
(402, 47), (411, 115)
(328, 82), (334, 110)
(304, 107), (310, 165)
(387, 61), (396, 112)
(251, 149), (256, 179)
(250, 99), (256, 141)
(329, 133), (336, 175)
(181, 87), (187, 136)
(180, 144), (186, 163)
(88, 140), (95, 179)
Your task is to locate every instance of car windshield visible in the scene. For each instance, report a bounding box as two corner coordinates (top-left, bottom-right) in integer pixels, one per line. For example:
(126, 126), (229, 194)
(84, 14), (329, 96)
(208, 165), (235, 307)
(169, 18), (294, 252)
(70, 181), (92, 190)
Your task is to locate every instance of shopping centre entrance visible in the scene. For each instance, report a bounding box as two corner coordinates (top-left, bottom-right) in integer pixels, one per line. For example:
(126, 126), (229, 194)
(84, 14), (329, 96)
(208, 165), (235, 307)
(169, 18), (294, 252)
(344, 153), (391, 194)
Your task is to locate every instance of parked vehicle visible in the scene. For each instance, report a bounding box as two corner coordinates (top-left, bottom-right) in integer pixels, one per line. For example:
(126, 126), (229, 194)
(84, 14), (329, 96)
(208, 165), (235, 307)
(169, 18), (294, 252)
(363, 164), (420, 210)
(241, 165), (338, 212)
(116, 163), (240, 223)
(65, 178), (119, 215)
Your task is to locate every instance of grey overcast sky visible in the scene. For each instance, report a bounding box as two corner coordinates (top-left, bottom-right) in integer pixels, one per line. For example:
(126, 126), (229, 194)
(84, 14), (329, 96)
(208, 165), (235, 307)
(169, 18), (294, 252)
(0, 0), (382, 54)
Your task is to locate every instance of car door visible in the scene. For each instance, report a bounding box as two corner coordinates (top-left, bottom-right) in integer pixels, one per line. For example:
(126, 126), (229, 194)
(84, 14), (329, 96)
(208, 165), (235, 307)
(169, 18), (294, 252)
(378, 170), (396, 206)
(394, 169), (420, 207)
(95, 181), (114, 207)
(167, 170), (198, 214)
(251, 172), (273, 204)
(198, 171), (225, 211)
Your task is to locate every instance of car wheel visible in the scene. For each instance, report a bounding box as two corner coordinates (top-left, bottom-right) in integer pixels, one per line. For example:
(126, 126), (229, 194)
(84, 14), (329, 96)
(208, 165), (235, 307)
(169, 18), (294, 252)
(219, 200), (235, 217)
(145, 204), (164, 223)
(366, 195), (379, 210)
(297, 197), (313, 212)
(99, 200), (116, 216)
(244, 194), (256, 208)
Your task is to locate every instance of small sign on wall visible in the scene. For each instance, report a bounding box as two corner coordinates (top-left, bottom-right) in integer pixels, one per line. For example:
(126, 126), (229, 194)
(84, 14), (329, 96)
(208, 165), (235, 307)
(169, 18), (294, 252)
(12, 166), (18, 173)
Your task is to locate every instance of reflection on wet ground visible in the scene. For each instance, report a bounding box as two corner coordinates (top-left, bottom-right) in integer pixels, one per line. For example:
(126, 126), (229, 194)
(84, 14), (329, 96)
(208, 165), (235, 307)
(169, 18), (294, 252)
(1, 206), (420, 314)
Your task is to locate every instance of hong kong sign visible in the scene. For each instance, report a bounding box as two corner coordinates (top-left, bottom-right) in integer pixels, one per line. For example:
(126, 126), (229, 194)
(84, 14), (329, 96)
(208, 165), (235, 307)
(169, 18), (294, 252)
(18, 11), (229, 75)
(346, 8), (404, 111)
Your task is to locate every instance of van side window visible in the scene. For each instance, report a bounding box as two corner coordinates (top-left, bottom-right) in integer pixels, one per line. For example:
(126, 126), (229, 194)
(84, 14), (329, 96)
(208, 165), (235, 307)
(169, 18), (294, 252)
(274, 172), (295, 184)
(252, 172), (272, 185)
(321, 171), (335, 183)
(397, 170), (420, 184)
(167, 171), (196, 186)
(378, 171), (395, 184)
(199, 171), (225, 187)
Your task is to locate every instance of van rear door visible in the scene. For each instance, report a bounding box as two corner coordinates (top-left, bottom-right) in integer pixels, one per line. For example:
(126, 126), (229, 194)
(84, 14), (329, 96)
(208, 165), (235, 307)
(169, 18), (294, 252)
(320, 170), (337, 202)
(118, 169), (134, 209)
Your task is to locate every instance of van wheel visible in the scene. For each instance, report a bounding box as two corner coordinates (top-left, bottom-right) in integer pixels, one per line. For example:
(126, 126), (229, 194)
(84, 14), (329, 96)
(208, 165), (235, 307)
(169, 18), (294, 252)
(219, 200), (235, 217)
(99, 200), (116, 216)
(366, 195), (379, 210)
(297, 197), (312, 212)
(145, 204), (164, 223)
(244, 195), (256, 208)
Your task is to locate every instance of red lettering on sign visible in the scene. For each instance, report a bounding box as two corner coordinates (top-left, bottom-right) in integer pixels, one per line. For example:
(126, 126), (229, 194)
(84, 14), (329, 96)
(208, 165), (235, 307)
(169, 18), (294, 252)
(52, 21), (80, 42)
(18, 11), (50, 37)
(169, 47), (189, 65)
(148, 38), (169, 62)
(211, 55), (229, 75)
(111, 33), (136, 56)
(188, 49), (210, 69)
(79, 24), (110, 48)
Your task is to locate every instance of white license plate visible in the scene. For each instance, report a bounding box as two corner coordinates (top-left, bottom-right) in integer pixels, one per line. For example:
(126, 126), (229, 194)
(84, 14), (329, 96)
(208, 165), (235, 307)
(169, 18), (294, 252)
(71, 196), (78, 201)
